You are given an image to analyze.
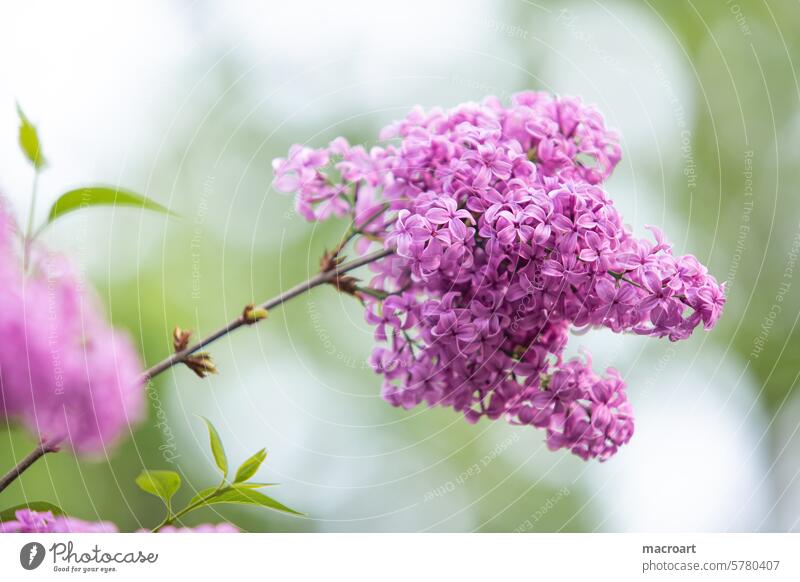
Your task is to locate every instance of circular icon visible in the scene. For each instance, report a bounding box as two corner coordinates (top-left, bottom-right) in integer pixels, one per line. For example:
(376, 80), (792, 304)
(20, 542), (46, 570)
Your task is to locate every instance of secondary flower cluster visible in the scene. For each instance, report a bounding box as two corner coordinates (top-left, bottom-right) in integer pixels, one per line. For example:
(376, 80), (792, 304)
(273, 92), (725, 460)
(0, 201), (143, 454)
(0, 509), (117, 533)
(0, 509), (238, 533)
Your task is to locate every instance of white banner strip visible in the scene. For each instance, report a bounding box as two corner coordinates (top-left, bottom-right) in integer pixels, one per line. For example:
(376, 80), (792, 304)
(1, 533), (798, 580)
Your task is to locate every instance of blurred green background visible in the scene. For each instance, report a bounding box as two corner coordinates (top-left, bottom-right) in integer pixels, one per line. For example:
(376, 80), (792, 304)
(1, 0), (800, 531)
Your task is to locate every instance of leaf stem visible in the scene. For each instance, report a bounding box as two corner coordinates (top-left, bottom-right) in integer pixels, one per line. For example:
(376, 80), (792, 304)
(152, 482), (228, 532)
(23, 168), (39, 269)
(607, 269), (642, 289)
(27, 169), (39, 237)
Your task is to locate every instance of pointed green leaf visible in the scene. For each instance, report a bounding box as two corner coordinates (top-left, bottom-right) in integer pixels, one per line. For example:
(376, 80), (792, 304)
(234, 448), (267, 483)
(187, 483), (277, 505)
(0, 501), (64, 522)
(135, 470), (181, 506)
(188, 486), (222, 507)
(189, 485), (302, 516)
(46, 187), (175, 225)
(16, 104), (46, 168)
(200, 417), (228, 477)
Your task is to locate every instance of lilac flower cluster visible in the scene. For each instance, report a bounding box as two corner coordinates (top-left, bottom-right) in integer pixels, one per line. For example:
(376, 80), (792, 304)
(0, 200), (143, 454)
(0, 509), (238, 533)
(273, 92), (725, 460)
(0, 509), (117, 533)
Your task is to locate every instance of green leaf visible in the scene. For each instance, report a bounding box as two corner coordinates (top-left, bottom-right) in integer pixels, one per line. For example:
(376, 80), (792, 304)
(46, 186), (174, 225)
(200, 417), (228, 477)
(234, 482), (278, 489)
(188, 486), (219, 507)
(0, 501), (64, 522)
(16, 104), (46, 168)
(234, 448), (267, 483)
(135, 470), (181, 506)
(189, 485), (303, 516)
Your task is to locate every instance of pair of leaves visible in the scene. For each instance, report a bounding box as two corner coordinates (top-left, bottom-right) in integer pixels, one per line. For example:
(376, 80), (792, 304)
(15, 105), (174, 229)
(135, 470), (182, 508)
(200, 416), (268, 484)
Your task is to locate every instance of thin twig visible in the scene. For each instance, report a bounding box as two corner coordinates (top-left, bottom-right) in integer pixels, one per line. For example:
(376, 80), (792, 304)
(0, 440), (59, 493)
(140, 247), (393, 382)
(0, 247), (394, 495)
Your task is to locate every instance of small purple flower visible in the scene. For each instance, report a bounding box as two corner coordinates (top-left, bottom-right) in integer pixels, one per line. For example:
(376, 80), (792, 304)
(593, 278), (638, 329)
(639, 270), (677, 324)
(386, 210), (428, 258)
(424, 197), (473, 241)
(687, 282), (726, 330)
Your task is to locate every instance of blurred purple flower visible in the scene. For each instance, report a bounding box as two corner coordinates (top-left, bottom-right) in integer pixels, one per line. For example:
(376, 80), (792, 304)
(0, 201), (143, 455)
(0, 510), (118, 533)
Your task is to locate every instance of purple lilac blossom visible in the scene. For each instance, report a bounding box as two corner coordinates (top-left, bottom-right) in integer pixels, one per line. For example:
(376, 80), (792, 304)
(273, 92), (725, 461)
(0, 200), (144, 455)
(0, 509), (118, 533)
(0, 509), (237, 533)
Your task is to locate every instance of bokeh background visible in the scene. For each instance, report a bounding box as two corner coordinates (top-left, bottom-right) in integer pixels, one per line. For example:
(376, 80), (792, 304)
(1, 0), (799, 532)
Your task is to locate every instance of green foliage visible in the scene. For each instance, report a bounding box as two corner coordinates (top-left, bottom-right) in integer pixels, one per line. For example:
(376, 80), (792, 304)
(139, 419), (300, 531)
(16, 104), (46, 169)
(190, 484), (303, 516)
(200, 417), (228, 478)
(46, 187), (174, 225)
(10, 108), (172, 240)
(135, 470), (181, 507)
(234, 448), (267, 483)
